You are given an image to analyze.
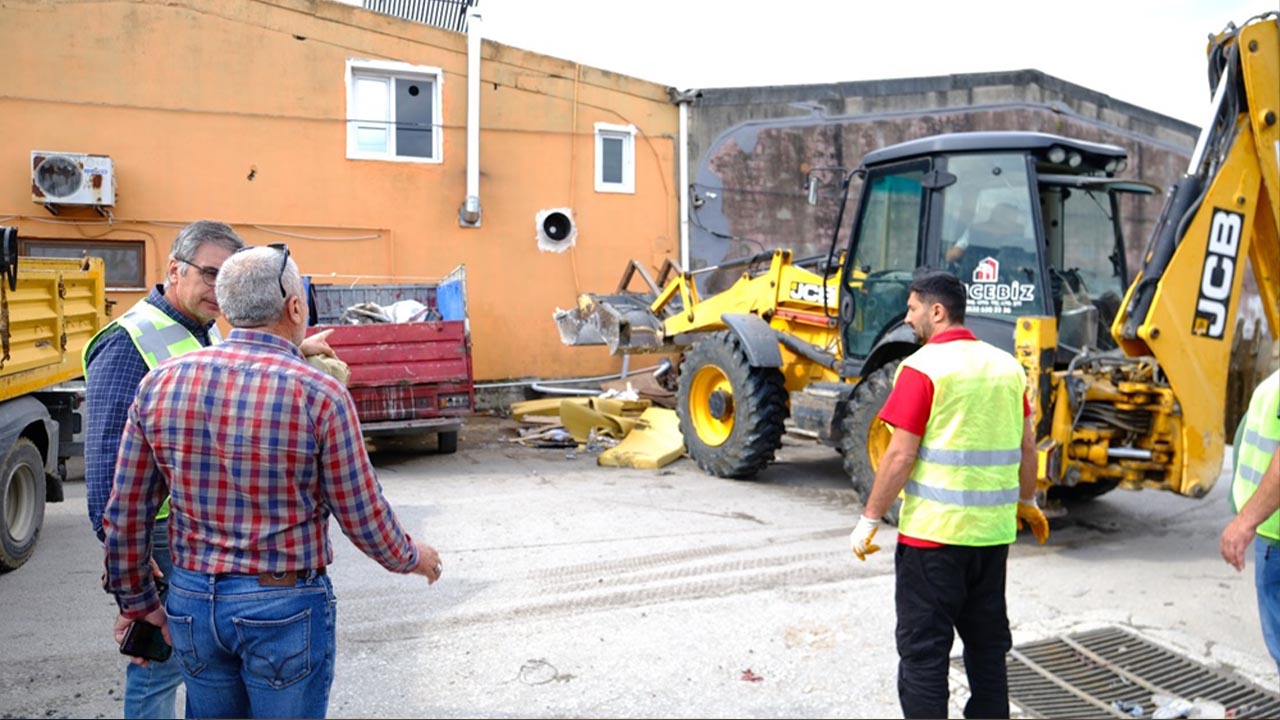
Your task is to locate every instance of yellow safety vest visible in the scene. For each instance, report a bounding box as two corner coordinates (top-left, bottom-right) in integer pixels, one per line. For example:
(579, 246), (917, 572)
(895, 338), (1025, 546)
(1231, 370), (1280, 543)
(83, 298), (219, 521)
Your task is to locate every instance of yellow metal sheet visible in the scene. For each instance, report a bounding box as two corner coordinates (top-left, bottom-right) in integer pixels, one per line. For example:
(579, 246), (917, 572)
(598, 407), (685, 469)
(560, 399), (625, 442)
(510, 397), (589, 420)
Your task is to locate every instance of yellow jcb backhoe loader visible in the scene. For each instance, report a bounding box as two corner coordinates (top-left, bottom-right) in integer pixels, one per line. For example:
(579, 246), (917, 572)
(555, 13), (1279, 522)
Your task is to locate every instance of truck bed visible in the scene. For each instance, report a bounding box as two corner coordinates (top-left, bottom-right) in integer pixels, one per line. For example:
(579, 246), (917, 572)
(317, 321), (474, 425)
(304, 266), (473, 449)
(0, 256), (106, 399)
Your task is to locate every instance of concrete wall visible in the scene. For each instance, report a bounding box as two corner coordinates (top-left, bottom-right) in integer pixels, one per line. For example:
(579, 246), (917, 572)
(0, 0), (679, 382)
(687, 70), (1200, 294)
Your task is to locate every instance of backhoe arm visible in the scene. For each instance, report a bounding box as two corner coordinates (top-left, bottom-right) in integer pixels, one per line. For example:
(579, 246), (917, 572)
(1114, 13), (1279, 491)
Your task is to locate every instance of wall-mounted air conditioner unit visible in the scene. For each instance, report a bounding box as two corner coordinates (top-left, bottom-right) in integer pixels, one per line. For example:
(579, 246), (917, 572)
(31, 151), (116, 207)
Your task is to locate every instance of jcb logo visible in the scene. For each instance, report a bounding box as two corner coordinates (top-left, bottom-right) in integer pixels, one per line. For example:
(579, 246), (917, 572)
(789, 281), (831, 305)
(1192, 209), (1242, 339)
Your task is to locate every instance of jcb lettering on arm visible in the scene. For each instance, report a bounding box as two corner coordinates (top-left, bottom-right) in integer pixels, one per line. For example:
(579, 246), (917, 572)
(1192, 209), (1242, 339)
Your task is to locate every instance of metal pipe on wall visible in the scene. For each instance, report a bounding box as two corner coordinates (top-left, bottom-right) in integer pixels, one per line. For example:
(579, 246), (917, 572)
(669, 88), (699, 271)
(679, 98), (689, 271)
(459, 6), (482, 226)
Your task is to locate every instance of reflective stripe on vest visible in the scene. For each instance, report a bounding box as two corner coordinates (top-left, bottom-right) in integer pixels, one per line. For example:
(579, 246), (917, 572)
(83, 299), (214, 522)
(1232, 370), (1280, 542)
(895, 338), (1025, 546)
(83, 301), (206, 374)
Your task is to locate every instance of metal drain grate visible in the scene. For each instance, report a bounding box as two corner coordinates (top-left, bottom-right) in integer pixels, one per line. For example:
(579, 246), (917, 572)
(952, 626), (1280, 718)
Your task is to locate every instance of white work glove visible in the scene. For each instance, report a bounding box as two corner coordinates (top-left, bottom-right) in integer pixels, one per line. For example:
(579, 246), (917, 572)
(849, 515), (882, 561)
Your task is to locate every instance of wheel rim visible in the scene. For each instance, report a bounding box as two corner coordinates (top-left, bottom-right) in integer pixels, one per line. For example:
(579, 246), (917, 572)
(5, 463), (35, 541)
(688, 363), (735, 446)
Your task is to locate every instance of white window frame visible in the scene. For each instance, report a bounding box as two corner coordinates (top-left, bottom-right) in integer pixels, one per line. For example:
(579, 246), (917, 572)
(594, 122), (636, 194)
(345, 58), (444, 164)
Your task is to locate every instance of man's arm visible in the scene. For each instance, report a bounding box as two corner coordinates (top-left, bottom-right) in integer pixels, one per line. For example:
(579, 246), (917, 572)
(849, 424), (920, 560)
(1019, 416), (1037, 501)
(84, 330), (150, 542)
(1221, 449), (1280, 571)
(1015, 415), (1050, 543)
(103, 403), (167, 618)
(299, 328), (337, 358)
(863, 426), (922, 520)
(314, 385), (429, 576)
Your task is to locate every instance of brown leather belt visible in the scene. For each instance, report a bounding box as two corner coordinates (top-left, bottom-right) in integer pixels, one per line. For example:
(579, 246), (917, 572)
(257, 568), (327, 587)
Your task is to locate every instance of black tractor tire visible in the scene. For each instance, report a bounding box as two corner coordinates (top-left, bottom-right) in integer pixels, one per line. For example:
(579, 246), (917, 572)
(841, 361), (903, 526)
(437, 430), (459, 455)
(1048, 477), (1120, 502)
(0, 439), (46, 572)
(676, 331), (788, 478)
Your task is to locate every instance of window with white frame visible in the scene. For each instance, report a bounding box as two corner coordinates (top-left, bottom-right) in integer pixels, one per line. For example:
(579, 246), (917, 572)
(595, 122), (636, 193)
(346, 59), (443, 163)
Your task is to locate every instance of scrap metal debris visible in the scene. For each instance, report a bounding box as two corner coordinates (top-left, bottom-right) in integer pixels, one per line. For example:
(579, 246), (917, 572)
(508, 391), (685, 469)
(339, 300), (441, 324)
(598, 406), (683, 469)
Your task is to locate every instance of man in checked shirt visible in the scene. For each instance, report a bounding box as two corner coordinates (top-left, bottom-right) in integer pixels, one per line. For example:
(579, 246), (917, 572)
(84, 220), (335, 718)
(102, 244), (443, 719)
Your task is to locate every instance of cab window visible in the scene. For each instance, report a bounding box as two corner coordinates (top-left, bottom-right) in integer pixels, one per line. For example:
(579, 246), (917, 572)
(842, 164), (925, 359)
(936, 153), (1047, 317)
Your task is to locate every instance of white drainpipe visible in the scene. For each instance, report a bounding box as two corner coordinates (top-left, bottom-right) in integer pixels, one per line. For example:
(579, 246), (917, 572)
(459, 6), (482, 227)
(671, 89), (698, 270)
(678, 98), (689, 271)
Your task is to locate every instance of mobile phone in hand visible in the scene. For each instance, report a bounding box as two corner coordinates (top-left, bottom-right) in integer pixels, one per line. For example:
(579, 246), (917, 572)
(119, 619), (172, 662)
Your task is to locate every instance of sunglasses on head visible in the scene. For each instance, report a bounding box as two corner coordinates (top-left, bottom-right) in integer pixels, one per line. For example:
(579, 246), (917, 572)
(231, 242), (290, 298)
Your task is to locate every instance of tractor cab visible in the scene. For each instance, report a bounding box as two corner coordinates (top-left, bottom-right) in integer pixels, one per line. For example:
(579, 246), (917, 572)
(840, 132), (1157, 368)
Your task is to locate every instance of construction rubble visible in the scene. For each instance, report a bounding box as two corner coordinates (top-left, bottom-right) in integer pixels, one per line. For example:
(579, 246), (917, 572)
(507, 374), (684, 469)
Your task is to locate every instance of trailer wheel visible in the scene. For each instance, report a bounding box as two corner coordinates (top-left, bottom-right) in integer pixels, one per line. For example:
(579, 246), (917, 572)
(677, 331), (788, 478)
(437, 430), (459, 455)
(0, 439), (46, 572)
(841, 361), (902, 526)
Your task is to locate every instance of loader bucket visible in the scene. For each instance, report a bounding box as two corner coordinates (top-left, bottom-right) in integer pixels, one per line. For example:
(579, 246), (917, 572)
(553, 291), (669, 355)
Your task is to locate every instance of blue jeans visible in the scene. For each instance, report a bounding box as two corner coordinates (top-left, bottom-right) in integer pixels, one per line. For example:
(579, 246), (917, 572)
(165, 566), (336, 719)
(125, 518), (184, 719)
(1256, 537), (1280, 677)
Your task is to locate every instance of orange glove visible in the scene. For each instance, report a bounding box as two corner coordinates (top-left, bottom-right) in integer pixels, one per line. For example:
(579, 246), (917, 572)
(849, 515), (881, 561)
(1016, 499), (1050, 544)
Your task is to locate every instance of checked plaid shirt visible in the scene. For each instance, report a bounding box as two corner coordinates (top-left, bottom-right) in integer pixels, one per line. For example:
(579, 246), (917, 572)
(103, 328), (420, 618)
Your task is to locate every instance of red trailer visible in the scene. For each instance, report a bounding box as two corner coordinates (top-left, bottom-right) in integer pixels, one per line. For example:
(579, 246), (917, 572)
(305, 266), (472, 453)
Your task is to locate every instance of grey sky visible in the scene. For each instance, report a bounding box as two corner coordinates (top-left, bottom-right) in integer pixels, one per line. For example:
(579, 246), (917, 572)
(481, 0), (1271, 126)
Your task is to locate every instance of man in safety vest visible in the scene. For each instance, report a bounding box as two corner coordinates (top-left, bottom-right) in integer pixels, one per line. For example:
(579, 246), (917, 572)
(1220, 369), (1280, 676)
(83, 220), (332, 719)
(849, 269), (1049, 719)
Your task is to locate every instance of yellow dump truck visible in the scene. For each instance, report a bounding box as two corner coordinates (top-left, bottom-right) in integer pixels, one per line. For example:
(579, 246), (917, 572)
(0, 227), (107, 571)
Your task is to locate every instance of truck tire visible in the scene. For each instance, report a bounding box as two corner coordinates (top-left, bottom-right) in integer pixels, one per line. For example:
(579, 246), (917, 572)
(677, 331), (788, 478)
(0, 439), (46, 572)
(437, 430), (459, 455)
(841, 361), (902, 526)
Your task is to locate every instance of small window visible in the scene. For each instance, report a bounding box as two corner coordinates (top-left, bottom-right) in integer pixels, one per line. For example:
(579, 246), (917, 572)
(19, 239), (146, 290)
(595, 122), (636, 194)
(346, 59), (443, 163)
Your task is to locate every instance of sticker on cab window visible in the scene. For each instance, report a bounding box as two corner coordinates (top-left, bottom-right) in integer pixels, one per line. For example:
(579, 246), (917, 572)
(967, 256), (1035, 314)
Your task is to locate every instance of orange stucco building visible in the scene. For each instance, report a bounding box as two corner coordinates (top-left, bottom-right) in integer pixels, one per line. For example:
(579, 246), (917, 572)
(0, 0), (678, 382)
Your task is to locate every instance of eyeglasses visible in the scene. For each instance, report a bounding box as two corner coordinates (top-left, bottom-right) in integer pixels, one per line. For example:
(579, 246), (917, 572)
(174, 257), (220, 287)
(232, 242), (290, 298)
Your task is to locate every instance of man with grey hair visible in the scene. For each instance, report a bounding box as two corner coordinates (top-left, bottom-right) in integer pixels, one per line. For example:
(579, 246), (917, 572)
(84, 222), (333, 718)
(102, 245), (443, 719)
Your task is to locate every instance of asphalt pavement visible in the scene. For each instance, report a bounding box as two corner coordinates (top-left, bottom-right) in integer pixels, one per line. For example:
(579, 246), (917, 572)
(0, 417), (1274, 718)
